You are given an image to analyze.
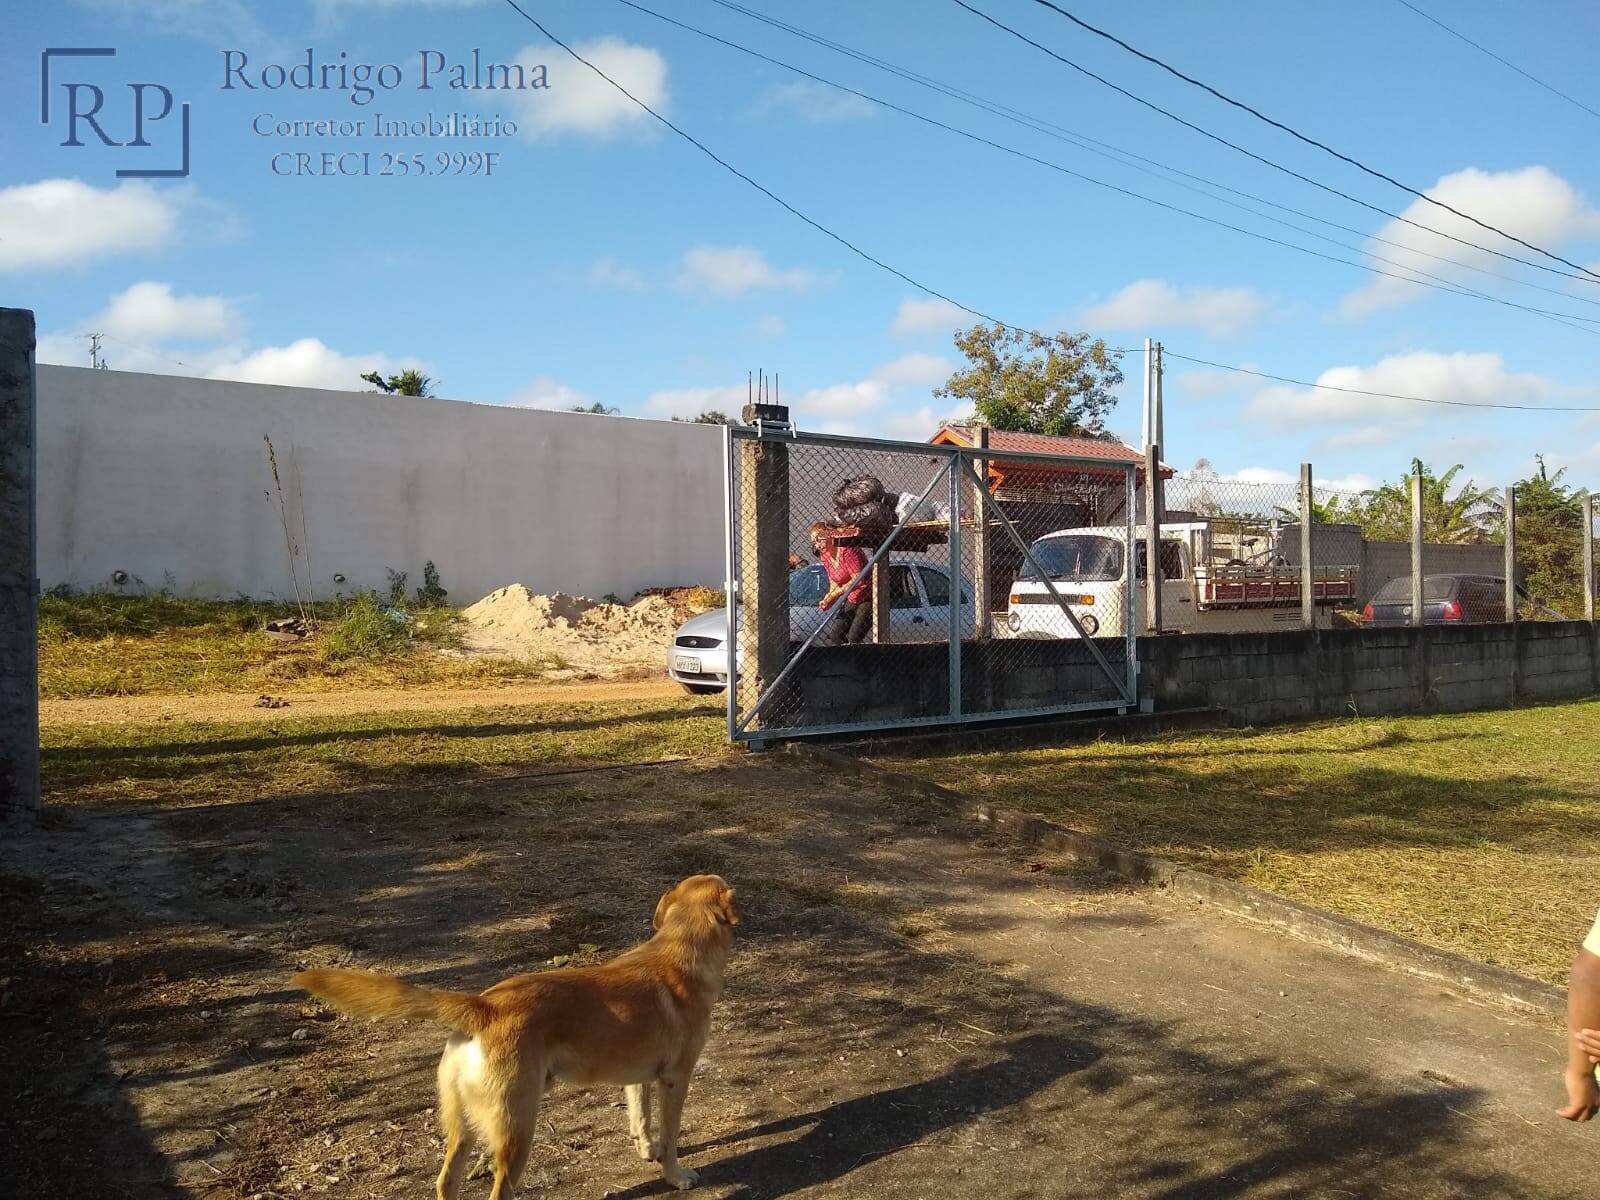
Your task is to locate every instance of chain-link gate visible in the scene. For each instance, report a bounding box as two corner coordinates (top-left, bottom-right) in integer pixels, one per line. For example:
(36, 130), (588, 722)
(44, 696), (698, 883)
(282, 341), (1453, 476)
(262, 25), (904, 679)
(715, 423), (1140, 744)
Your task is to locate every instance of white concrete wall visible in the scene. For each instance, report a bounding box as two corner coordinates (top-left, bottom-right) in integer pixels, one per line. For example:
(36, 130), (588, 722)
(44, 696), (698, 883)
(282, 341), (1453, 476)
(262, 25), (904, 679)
(37, 365), (725, 603)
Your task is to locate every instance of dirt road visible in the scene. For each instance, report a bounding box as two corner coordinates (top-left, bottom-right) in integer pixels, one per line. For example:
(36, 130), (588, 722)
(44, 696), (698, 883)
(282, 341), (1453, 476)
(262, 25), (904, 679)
(2, 757), (1591, 1197)
(39, 676), (684, 726)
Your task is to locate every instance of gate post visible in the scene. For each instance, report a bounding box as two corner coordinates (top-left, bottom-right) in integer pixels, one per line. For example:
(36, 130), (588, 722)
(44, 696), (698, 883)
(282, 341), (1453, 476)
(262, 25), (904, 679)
(1584, 492), (1595, 623)
(1144, 443), (1163, 633)
(1300, 463), (1314, 630)
(738, 406), (791, 730)
(969, 424), (992, 639)
(1, 307), (40, 823)
(1503, 486), (1518, 623)
(1410, 469), (1425, 629)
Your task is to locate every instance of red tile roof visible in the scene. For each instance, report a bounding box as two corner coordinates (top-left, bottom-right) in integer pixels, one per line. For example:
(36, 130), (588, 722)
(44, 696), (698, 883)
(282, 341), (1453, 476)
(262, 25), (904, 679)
(932, 424), (1171, 474)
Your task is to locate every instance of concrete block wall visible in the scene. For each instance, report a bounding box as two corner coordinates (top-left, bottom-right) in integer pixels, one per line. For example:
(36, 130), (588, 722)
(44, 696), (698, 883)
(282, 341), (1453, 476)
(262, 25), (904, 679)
(771, 622), (1600, 734)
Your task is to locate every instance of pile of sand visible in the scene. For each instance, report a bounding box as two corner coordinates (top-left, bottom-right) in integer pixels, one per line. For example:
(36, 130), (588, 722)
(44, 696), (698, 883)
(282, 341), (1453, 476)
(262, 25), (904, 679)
(459, 585), (713, 677)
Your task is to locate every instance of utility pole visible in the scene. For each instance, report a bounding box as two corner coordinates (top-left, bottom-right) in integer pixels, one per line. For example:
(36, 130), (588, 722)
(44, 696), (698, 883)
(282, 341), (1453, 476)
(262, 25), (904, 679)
(1140, 337), (1152, 451)
(87, 332), (107, 370)
(1152, 341), (1164, 455)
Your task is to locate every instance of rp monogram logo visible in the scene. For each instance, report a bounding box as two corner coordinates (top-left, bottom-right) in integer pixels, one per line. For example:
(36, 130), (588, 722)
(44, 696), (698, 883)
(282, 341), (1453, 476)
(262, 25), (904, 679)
(41, 48), (191, 178)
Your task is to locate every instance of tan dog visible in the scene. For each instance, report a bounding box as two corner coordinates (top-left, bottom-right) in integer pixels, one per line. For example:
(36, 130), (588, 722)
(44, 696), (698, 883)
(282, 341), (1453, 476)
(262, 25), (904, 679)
(293, 874), (739, 1198)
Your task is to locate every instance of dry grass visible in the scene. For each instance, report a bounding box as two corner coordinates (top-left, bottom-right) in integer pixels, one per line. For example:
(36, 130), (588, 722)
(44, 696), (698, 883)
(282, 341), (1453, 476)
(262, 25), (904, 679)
(38, 592), (562, 698)
(881, 700), (1600, 985)
(43, 693), (727, 809)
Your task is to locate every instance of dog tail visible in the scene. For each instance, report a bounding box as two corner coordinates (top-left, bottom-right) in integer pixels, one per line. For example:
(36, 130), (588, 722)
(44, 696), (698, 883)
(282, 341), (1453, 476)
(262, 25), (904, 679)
(293, 968), (493, 1036)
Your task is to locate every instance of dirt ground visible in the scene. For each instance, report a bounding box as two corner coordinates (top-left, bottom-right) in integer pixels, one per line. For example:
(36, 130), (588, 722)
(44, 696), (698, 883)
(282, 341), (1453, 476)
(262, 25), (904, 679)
(2, 757), (1594, 1199)
(38, 677), (683, 727)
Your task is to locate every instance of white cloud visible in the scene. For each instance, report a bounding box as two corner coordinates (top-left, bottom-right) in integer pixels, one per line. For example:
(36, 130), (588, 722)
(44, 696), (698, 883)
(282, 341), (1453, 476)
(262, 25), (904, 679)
(1339, 166), (1600, 317)
(90, 281), (243, 343)
(512, 38), (667, 139)
(1317, 426), (1397, 453)
(206, 338), (427, 391)
(1082, 279), (1265, 339)
(645, 384), (747, 420)
(506, 375), (591, 409)
(882, 403), (971, 440)
(0, 179), (179, 272)
(588, 256), (645, 291)
(675, 245), (815, 297)
(757, 80), (876, 124)
(1171, 361), (1260, 397)
(891, 296), (967, 336)
(869, 352), (952, 388)
(793, 380), (887, 416)
(754, 313), (786, 338)
(1244, 351), (1555, 427)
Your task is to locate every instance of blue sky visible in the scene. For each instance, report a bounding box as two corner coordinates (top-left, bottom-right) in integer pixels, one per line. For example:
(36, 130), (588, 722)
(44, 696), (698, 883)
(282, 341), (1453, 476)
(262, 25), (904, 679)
(6, 0), (1600, 496)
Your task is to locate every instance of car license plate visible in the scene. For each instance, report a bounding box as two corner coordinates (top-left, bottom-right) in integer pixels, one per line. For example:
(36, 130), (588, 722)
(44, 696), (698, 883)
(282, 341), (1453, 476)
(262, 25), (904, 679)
(674, 655), (701, 673)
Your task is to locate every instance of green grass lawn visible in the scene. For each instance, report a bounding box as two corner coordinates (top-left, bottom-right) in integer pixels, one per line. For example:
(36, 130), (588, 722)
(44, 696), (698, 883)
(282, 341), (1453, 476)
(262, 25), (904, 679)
(43, 695), (727, 809)
(38, 592), (558, 698)
(881, 701), (1600, 985)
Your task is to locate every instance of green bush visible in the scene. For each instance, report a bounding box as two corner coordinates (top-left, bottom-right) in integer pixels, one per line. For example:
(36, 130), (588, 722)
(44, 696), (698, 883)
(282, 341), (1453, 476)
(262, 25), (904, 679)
(324, 593), (410, 661)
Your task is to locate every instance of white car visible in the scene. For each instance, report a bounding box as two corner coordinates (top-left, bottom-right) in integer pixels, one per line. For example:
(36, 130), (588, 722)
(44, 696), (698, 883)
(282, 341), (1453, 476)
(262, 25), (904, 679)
(667, 559), (974, 694)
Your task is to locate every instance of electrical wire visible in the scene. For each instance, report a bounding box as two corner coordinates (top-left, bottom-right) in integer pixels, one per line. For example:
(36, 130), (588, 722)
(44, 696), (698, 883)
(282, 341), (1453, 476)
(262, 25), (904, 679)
(1394, 0), (1600, 124)
(703, 0), (1600, 313)
(1161, 351), (1600, 413)
(1013, 0), (1600, 282)
(602, 0), (1600, 336)
(498, 1), (1599, 415)
(951, 0), (1600, 288)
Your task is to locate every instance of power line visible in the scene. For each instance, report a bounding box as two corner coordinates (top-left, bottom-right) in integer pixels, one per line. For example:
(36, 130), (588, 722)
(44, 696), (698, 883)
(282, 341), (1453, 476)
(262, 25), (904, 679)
(1014, 0), (1600, 283)
(605, 0), (1600, 335)
(1162, 351), (1600, 413)
(697, 0), (1600, 315)
(1394, 0), (1600, 123)
(498, 2), (1598, 415)
(949, 0), (1600, 289)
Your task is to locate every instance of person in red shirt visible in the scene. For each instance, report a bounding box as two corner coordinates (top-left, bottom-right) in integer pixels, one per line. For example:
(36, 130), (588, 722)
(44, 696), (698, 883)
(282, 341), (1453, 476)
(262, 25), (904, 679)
(810, 522), (872, 645)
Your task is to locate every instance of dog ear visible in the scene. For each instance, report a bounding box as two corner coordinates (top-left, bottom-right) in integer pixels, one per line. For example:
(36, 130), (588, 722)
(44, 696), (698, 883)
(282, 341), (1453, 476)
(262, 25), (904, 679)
(652, 886), (676, 931)
(714, 884), (740, 927)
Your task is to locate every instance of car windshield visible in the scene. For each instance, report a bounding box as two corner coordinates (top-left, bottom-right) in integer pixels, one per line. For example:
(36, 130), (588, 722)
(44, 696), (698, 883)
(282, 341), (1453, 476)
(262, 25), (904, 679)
(1022, 535), (1123, 583)
(1373, 576), (1459, 602)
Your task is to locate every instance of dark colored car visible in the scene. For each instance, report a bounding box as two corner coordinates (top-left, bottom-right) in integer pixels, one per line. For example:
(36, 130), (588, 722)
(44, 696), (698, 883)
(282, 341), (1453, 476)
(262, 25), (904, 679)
(1362, 574), (1564, 626)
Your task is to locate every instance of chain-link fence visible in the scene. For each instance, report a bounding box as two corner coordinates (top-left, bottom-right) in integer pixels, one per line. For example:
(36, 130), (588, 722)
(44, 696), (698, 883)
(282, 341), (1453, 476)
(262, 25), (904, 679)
(719, 425), (1139, 742)
(707, 429), (1600, 742)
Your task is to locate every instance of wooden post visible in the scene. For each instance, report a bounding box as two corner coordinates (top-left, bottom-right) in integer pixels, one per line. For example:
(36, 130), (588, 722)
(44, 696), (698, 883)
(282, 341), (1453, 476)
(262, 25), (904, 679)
(738, 404), (790, 728)
(870, 558), (890, 643)
(1503, 486), (1518, 623)
(1584, 492), (1595, 623)
(1144, 443), (1163, 633)
(969, 424), (992, 639)
(0, 307), (40, 822)
(1300, 463), (1314, 630)
(1410, 469), (1424, 628)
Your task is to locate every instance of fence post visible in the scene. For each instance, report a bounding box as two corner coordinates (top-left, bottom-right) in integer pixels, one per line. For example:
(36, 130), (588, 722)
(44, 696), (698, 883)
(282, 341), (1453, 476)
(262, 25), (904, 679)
(1584, 492), (1596, 623)
(1410, 468), (1424, 629)
(969, 424), (992, 640)
(0, 307), (40, 824)
(1503, 485), (1517, 624)
(1300, 463), (1314, 630)
(737, 405), (791, 730)
(947, 451), (962, 718)
(1144, 443), (1163, 633)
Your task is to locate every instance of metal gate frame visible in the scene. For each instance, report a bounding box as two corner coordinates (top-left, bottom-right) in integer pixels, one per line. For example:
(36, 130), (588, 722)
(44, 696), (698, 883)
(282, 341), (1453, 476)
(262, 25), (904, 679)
(723, 425), (1139, 743)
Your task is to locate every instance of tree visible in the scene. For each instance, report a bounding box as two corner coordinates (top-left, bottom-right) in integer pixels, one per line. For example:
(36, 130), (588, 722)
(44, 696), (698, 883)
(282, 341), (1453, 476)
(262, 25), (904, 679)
(1345, 459), (1498, 544)
(935, 323), (1123, 437)
(672, 410), (734, 425)
(1512, 455), (1585, 615)
(569, 401), (620, 415)
(360, 369), (433, 397)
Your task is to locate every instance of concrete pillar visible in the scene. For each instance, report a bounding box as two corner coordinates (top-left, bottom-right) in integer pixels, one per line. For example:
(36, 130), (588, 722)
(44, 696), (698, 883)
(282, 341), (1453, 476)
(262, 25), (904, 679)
(738, 405), (790, 728)
(1300, 463), (1314, 630)
(969, 424), (992, 639)
(1503, 486), (1517, 623)
(1584, 492), (1595, 624)
(1144, 444), (1163, 633)
(1, 308), (40, 822)
(1410, 470), (1424, 629)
